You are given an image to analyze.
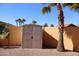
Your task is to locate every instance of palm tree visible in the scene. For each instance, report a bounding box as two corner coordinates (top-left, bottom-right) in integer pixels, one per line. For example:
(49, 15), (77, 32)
(15, 18), (21, 26)
(15, 18), (26, 26)
(32, 20), (37, 24)
(50, 24), (54, 27)
(43, 23), (48, 27)
(42, 3), (79, 51)
(15, 19), (18, 26)
(21, 18), (26, 25)
(42, 3), (64, 51)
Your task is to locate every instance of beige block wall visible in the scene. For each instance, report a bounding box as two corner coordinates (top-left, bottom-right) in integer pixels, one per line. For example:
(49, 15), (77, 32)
(43, 27), (58, 48)
(8, 26), (23, 46)
(43, 27), (79, 51)
(0, 25), (79, 51)
(64, 27), (79, 51)
(0, 38), (8, 46)
(0, 26), (23, 46)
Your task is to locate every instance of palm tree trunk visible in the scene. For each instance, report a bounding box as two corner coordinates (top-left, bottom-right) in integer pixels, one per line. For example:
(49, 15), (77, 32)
(19, 21), (21, 26)
(16, 22), (18, 26)
(56, 3), (65, 51)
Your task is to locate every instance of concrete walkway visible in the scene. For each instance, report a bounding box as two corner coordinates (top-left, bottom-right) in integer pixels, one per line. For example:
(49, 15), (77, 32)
(0, 48), (79, 56)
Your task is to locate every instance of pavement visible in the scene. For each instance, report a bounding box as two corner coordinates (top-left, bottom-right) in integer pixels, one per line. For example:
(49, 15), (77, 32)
(0, 47), (79, 56)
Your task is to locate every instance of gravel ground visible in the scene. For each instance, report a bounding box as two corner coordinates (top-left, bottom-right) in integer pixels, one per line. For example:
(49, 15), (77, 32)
(0, 48), (79, 56)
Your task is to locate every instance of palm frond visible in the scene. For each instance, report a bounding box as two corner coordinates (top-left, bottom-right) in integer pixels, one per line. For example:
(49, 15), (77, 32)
(49, 3), (57, 6)
(42, 6), (51, 14)
(63, 3), (79, 12)
(41, 3), (57, 14)
(70, 4), (79, 12)
(62, 3), (73, 7)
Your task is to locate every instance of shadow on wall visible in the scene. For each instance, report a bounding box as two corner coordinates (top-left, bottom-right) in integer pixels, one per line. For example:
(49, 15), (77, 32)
(65, 27), (79, 52)
(43, 30), (58, 49)
(0, 39), (8, 46)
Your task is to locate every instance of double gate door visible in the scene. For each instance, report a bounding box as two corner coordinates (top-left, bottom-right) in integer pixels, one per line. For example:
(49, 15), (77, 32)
(22, 25), (42, 48)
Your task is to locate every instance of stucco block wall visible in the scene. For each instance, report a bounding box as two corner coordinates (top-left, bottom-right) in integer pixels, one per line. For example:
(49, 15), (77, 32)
(0, 26), (23, 46)
(0, 24), (79, 51)
(8, 26), (22, 46)
(43, 27), (79, 51)
(43, 27), (58, 48)
(64, 27), (79, 51)
(0, 39), (8, 46)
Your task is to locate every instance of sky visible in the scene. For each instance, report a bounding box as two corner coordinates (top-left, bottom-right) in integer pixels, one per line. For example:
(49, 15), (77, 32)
(0, 3), (79, 26)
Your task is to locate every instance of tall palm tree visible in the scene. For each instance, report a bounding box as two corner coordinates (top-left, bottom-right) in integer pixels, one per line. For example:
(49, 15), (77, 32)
(16, 18), (26, 26)
(42, 3), (79, 51)
(42, 3), (64, 51)
(32, 20), (37, 24)
(21, 18), (26, 25)
(43, 23), (48, 27)
(15, 19), (18, 26)
(15, 18), (21, 26)
(50, 24), (54, 27)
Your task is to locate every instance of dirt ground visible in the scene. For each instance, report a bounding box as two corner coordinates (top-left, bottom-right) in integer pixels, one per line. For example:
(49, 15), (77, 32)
(0, 47), (79, 56)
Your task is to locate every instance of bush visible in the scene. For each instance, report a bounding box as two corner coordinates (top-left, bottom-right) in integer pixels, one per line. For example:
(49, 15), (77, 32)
(0, 25), (9, 39)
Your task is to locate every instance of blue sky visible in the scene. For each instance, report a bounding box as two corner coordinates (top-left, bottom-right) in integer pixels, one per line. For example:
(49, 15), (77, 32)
(0, 3), (79, 26)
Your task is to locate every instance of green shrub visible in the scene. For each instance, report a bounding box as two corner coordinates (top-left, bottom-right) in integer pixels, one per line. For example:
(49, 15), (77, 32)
(0, 25), (9, 40)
